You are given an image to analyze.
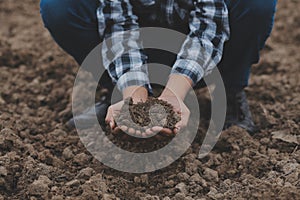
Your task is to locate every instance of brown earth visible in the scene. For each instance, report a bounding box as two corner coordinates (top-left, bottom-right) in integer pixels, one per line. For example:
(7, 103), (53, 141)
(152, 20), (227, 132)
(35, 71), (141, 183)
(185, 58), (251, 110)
(0, 0), (299, 199)
(116, 97), (180, 132)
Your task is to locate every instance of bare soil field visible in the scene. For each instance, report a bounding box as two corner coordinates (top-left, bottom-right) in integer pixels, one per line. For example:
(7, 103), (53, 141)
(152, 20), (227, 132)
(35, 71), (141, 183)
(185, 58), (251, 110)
(0, 0), (299, 199)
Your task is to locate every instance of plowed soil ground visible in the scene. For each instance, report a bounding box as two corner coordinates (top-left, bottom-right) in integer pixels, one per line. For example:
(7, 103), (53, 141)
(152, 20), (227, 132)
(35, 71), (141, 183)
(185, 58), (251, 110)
(0, 1), (299, 199)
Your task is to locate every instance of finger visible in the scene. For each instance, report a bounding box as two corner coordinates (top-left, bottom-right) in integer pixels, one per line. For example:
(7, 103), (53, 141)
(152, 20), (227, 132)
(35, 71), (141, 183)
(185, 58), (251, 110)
(142, 132), (147, 138)
(128, 128), (135, 135)
(175, 121), (182, 130)
(120, 125), (128, 132)
(159, 128), (173, 136)
(175, 111), (190, 129)
(106, 117), (115, 129)
(135, 130), (142, 137)
(145, 128), (154, 136)
(151, 126), (163, 133)
(105, 108), (116, 129)
(173, 127), (181, 134)
(110, 120), (116, 129)
(105, 107), (112, 123)
(112, 127), (122, 135)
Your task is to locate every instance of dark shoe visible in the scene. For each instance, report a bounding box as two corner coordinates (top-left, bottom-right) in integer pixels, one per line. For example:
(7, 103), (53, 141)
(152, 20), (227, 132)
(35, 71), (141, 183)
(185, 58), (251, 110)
(66, 96), (110, 130)
(224, 89), (258, 134)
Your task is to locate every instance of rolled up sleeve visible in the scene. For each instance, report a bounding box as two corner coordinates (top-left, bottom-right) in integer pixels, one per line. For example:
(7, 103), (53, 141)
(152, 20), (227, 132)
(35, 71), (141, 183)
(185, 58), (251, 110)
(171, 0), (230, 85)
(97, 0), (151, 92)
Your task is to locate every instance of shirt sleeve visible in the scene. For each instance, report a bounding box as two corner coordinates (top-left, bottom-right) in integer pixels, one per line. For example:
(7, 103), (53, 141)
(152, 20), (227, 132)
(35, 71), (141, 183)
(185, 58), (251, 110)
(171, 0), (230, 85)
(97, 0), (151, 92)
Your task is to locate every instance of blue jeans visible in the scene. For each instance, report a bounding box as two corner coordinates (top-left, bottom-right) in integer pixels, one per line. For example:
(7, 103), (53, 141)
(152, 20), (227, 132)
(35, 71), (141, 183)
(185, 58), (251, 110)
(40, 0), (277, 91)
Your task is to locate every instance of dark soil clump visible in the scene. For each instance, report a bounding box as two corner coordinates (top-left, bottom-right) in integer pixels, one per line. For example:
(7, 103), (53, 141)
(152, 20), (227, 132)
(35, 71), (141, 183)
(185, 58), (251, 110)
(116, 97), (181, 133)
(1, 1), (300, 199)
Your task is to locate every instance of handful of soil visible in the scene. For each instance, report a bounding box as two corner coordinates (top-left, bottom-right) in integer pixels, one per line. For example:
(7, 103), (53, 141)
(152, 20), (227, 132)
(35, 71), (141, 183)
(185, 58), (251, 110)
(115, 97), (181, 135)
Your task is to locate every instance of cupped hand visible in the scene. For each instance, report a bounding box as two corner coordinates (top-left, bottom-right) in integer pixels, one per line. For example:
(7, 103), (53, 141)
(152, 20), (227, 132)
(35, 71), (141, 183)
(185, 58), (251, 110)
(151, 74), (192, 136)
(105, 100), (124, 131)
(105, 86), (148, 136)
(153, 93), (190, 136)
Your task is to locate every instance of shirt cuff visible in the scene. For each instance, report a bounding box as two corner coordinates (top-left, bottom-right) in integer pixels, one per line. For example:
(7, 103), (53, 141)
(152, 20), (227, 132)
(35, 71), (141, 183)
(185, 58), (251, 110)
(117, 71), (151, 92)
(171, 59), (204, 86)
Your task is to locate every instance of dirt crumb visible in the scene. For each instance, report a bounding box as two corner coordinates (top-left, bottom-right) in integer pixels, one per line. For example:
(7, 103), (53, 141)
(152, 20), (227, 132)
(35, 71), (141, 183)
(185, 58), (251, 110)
(116, 97), (180, 132)
(0, 0), (299, 199)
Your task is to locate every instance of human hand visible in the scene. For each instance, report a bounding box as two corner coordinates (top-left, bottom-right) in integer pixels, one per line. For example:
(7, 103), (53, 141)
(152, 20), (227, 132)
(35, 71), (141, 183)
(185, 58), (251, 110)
(105, 86), (148, 135)
(151, 74), (192, 135)
(145, 90), (190, 136)
(105, 74), (192, 137)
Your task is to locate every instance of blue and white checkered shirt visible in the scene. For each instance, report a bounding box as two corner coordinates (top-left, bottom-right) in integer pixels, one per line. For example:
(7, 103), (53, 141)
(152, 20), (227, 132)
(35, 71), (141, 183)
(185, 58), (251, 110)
(97, 0), (230, 92)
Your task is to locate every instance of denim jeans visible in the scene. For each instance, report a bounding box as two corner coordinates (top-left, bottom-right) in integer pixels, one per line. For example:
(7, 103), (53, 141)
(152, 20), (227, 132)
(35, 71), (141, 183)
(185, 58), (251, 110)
(40, 0), (277, 91)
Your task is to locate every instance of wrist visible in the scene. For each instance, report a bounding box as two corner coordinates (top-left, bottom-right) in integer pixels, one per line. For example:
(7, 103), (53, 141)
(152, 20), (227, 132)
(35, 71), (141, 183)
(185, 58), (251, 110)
(161, 74), (193, 100)
(123, 85), (148, 103)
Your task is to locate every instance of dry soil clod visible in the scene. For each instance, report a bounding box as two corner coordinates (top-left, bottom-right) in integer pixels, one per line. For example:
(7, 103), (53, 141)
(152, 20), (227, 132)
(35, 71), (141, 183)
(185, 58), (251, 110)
(113, 97), (181, 137)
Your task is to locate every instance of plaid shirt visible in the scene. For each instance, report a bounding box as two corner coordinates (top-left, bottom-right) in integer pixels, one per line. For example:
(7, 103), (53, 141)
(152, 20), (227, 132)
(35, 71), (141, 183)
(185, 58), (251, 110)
(97, 0), (230, 92)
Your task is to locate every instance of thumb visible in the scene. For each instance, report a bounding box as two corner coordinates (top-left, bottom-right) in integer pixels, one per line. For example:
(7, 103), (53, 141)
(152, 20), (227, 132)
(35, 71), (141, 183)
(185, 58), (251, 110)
(175, 110), (190, 130)
(105, 107), (115, 129)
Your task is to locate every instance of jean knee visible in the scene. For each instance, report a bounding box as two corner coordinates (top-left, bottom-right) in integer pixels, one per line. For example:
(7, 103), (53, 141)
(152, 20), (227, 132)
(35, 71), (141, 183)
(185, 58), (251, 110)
(248, 0), (277, 20)
(40, 0), (71, 29)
